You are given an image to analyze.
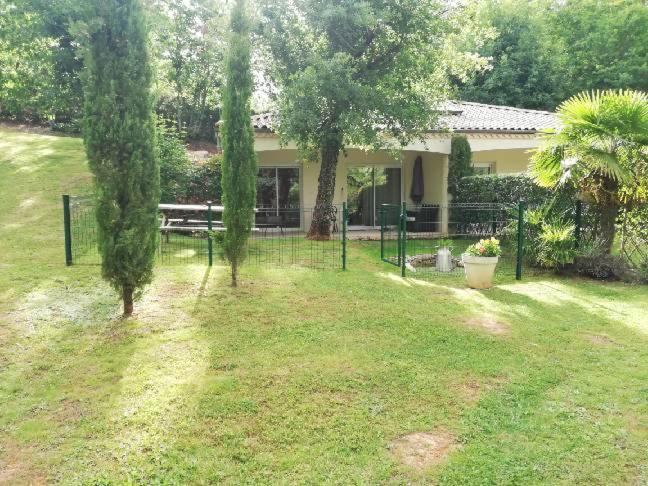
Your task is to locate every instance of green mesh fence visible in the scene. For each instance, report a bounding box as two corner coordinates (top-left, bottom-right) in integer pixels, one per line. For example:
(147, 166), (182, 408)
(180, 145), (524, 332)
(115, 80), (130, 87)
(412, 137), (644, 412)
(379, 204), (402, 267)
(380, 202), (522, 279)
(63, 196), (346, 270)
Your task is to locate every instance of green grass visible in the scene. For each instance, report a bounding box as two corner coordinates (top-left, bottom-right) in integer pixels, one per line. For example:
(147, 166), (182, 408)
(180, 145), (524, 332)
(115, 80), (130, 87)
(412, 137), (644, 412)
(1, 127), (647, 484)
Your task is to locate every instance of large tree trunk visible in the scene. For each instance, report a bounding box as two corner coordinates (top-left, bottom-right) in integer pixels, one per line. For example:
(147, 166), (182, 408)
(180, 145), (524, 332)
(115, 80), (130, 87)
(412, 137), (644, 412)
(596, 176), (620, 254)
(597, 199), (620, 254)
(122, 286), (134, 316)
(307, 131), (342, 240)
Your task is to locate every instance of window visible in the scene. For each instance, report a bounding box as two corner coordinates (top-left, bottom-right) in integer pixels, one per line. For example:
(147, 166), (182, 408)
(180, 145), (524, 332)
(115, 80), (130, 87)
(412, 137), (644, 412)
(472, 162), (495, 175)
(257, 167), (300, 209)
(256, 167), (300, 227)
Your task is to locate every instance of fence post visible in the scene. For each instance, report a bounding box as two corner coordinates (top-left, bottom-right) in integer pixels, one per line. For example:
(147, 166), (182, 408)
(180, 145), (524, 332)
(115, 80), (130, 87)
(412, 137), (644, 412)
(342, 202), (348, 270)
(574, 200), (582, 249)
(207, 201), (213, 266)
(379, 205), (385, 260)
(63, 195), (73, 266)
(516, 200), (525, 281)
(401, 202), (407, 278)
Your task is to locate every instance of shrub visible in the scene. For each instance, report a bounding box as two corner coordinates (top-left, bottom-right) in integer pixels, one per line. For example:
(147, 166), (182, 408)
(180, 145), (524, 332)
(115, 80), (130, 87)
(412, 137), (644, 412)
(156, 117), (223, 204)
(637, 260), (648, 284)
(452, 174), (553, 206)
(506, 206), (578, 269)
(184, 154), (223, 203)
(157, 118), (192, 203)
(574, 242), (631, 280)
(537, 222), (576, 268)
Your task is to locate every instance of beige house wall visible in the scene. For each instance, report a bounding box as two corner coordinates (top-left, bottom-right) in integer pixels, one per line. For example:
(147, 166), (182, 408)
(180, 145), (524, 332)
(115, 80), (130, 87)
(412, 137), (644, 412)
(471, 148), (533, 174)
(254, 134), (540, 230)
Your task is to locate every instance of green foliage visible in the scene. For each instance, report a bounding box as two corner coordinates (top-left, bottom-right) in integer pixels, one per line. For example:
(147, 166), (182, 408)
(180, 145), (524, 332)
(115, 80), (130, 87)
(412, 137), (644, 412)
(0, 0), (85, 123)
(536, 221), (576, 268)
(508, 205), (577, 269)
(148, 0), (226, 140)
(82, 0), (159, 312)
(453, 174), (557, 206)
(532, 90), (648, 252)
(437, 238), (454, 249)
(448, 136), (473, 198)
(457, 0), (567, 110)
(1, 0), (226, 139)
(458, 0), (648, 110)
(157, 118), (191, 203)
(221, 0), (257, 285)
(259, 0), (482, 150)
(185, 155), (223, 203)
(260, 0), (485, 234)
(574, 243), (631, 280)
(551, 0), (648, 96)
(156, 118), (223, 203)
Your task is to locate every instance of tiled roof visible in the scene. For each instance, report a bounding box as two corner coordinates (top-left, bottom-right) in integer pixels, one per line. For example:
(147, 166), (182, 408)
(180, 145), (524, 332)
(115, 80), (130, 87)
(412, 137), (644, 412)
(250, 101), (558, 133)
(437, 101), (558, 132)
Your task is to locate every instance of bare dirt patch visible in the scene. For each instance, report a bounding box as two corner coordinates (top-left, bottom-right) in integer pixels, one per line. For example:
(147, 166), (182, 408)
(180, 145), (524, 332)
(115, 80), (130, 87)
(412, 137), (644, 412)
(462, 315), (509, 335)
(53, 398), (85, 423)
(456, 375), (509, 404)
(457, 380), (483, 403)
(0, 440), (46, 485)
(390, 430), (458, 471)
(585, 334), (621, 347)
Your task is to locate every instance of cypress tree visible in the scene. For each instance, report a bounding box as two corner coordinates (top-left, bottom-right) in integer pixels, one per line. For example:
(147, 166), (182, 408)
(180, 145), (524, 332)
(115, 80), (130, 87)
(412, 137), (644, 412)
(82, 0), (159, 315)
(448, 135), (473, 198)
(221, 0), (257, 287)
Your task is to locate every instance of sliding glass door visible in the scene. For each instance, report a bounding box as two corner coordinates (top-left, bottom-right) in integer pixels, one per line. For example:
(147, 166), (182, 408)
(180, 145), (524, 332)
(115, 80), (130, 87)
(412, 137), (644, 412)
(347, 166), (401, 227)
(256, 167), (300, 227)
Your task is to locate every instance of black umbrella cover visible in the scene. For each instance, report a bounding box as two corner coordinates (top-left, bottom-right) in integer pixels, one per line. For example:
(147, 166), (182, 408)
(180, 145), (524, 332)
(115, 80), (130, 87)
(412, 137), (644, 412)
(410, 155), (424, 204)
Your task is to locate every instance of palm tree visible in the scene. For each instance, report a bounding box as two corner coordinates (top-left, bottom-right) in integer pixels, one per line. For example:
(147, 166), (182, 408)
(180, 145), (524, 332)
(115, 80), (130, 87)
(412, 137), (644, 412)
(531, 90), (648, 253)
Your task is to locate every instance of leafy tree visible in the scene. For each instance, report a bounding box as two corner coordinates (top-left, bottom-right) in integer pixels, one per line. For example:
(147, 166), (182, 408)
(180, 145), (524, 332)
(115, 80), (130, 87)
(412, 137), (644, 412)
(551, 0), (648, 96)
(148, 0), (227, 140)
(221, 0), (257, 287)
(1, 0), (227, 139)
(0, 0), (86, 124)
(447, 135), (473, 198)
(458, 0), (648, 110)
(260, 0), (485, 239)
(456, 0), (567, 110)
(531, 90), (648, 252)
(82, 0), (160, 315)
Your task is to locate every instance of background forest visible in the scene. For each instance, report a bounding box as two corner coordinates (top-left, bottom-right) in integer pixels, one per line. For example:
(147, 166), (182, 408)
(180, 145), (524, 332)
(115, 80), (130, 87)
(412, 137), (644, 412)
(1, 0), (647, 141)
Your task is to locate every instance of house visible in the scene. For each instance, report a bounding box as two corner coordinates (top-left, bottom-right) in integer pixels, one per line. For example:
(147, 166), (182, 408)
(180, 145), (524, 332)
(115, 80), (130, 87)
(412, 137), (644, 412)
(246, 101), (557, 232)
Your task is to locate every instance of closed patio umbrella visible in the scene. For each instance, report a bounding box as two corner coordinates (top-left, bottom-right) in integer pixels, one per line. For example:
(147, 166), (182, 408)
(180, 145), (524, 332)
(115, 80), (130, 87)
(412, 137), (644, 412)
(410, 156), (424, 204)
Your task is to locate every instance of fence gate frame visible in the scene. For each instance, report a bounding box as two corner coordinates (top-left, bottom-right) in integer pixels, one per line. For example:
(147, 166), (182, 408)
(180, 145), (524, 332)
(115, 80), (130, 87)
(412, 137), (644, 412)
(379, 201), (525, 280)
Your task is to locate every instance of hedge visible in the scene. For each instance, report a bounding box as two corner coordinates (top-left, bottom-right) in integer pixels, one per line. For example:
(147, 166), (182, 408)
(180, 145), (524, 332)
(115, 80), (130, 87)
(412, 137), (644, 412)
(451, 174), (553, 206)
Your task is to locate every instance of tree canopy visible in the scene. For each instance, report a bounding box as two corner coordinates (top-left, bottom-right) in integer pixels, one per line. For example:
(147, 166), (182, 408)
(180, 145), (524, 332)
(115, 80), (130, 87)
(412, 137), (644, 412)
(457, 0), (648, 110)
(259, 0), (485, 237)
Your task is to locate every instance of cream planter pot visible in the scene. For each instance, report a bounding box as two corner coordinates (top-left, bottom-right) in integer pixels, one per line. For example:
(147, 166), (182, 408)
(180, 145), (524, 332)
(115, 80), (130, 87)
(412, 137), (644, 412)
(462, 254), (499, 289)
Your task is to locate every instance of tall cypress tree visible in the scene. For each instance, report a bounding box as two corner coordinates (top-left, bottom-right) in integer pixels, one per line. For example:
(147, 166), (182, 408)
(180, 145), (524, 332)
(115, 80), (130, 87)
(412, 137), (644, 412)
(221, 0), (257, 287)
(448, 135), (473, 199)
(82, 0), (159, 315)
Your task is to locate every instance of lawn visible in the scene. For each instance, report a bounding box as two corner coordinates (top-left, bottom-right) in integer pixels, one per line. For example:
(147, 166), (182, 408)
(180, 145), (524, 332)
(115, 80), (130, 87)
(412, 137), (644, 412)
(1, 127), (647, 484)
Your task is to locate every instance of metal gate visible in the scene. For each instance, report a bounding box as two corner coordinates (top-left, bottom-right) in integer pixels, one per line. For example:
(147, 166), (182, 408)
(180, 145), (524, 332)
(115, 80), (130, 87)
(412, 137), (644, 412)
(379, 202), (525, 280)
